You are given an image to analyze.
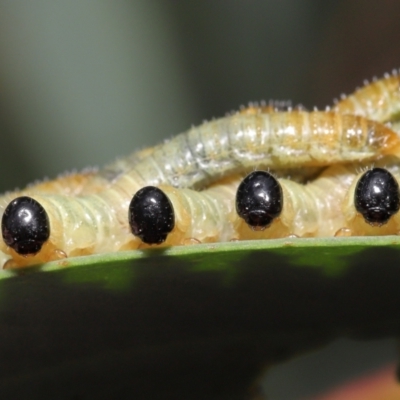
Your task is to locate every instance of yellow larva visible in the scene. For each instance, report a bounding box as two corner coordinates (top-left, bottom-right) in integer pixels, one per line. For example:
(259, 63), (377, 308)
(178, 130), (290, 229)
(11, 110), (394, 195)
(118, 111), (399, 190)
(0, 164), (364, 267)
(3, 70), (400, 268)
(334, 70), (400, 125)
(234, 165), (357, 240)
(0, 177), (240, 267)
(340, 160), (400, 237)
(0, 159), (398, 268)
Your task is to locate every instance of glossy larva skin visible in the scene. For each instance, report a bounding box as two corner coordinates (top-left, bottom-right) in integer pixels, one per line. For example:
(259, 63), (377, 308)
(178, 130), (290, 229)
(334, 72), (400, 125)
(0, 161), (398, 268)
(233, 164), (358, 240)
(3, 72), (400, 267)
(113, 111), (399, 190)
(0, 168), (356, 267)
(0, 176), (240, 266)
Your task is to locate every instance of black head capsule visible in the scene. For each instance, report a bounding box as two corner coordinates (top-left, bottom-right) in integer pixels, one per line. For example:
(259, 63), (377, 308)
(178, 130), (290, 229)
(354, 167), (400, 226)
(1, 196), (50, 255)
(129, 186), (175, 244)
(236, 171), (283, 230)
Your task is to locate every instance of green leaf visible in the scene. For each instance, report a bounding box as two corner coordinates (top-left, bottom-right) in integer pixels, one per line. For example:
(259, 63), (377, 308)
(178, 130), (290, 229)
(2, 237), (400, 399)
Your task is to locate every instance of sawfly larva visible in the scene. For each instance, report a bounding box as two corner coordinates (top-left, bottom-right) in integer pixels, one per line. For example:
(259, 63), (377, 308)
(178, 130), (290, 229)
(341, 165), (400, 236)
(3, 69), (400, 268)
(102, 111), (400, 191)
(233, 165), (357, 240)
(0, 175), (241, 267)
(334, 70), (400, 125)
(0, 164), (361, 268)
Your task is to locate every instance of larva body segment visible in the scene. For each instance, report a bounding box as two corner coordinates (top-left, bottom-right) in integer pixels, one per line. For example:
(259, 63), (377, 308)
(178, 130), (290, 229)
(334, 73), (400, 124)
(0, 168), (118, 266)
(2, 192), (131, 267)
(115, 111), (400, 190)
(4, 69), (400, 268)
(1, 160), (398, 268)
(151, 176), (239, 246)
(0, 176), (241, 267)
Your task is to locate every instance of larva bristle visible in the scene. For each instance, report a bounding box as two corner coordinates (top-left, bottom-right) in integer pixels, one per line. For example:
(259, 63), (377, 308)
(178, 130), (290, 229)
(334, 72), (400, 126)
(294, 104), (307, 111)
(3, 69), (400, 267)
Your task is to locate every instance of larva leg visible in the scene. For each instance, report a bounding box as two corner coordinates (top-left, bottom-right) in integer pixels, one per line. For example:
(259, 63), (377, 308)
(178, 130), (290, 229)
(334, 71), (400, 125)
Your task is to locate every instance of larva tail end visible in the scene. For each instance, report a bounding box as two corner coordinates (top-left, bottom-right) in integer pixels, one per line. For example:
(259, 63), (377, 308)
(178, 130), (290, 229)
(368, 122), (400, 156)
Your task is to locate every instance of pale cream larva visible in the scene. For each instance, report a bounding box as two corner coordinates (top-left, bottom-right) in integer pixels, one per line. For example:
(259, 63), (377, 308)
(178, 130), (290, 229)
(2, 158), (400, 268)
(110, 111), (400, 190)
(340, 157), (400, 236)
(0, 145), (161, 266)
(0, 176), (241, 267)
(2, 83), (400, 267)
(0, 167), (355, 268)
(234, 164), (358, 240)
(334, 70), (400, 125)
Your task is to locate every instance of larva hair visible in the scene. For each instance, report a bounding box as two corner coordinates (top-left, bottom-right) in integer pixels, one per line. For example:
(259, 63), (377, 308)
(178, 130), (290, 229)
(0, 162), (363, 268)
(3, 70), (400, 268)
(334, 70), (400, 125)
(0, 175), (242, 267)
(123, 111), (399, 190)
(2, 157), (400, 268)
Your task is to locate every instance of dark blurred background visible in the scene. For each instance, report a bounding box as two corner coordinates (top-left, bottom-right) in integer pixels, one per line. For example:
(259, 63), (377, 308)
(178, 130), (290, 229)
(0, 1), (399, 398)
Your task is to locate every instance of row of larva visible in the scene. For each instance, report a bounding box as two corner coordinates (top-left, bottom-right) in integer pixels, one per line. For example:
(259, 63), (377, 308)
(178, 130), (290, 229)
(3, 157), (400, 268)
(2, 71), (400, 268)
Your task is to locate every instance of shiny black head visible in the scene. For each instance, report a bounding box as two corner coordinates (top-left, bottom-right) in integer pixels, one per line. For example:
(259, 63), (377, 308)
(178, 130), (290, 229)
(354, 167), (400, 225)
(236, 171), (283, 230)
(129, 186), (175, 244)
(2, 196), (50, 255)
